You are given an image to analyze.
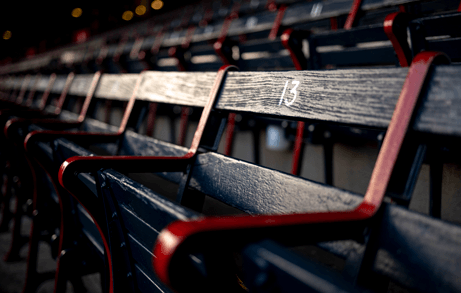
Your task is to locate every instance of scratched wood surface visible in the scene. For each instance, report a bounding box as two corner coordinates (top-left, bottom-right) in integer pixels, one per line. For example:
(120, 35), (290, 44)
(94, 74), (139, 100)
(136, 65), (461, 136)
(51, 125), (461, 293)
(27, 106), (461, 293)
(68, 74), (97, 96)
(14, 66), (461, 136)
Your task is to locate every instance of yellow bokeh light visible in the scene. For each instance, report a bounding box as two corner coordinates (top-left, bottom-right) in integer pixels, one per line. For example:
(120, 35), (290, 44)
(122, 10), (134, 21)
(3, 30), (12, 40)
(135, 5), (147, 16)
(71, 8), (83, 18)
(151, 0), (164, 10)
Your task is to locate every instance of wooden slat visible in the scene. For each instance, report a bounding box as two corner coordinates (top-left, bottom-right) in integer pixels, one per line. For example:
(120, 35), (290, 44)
(94, 74), (139, 100)
(136, 71), (215, 105)
(375, 204), (461, 292)
(51, 75), (69, 94)
(36, 75), (51, 91)
(68, 74), (97, 96)
(28, 65), (459, 138)
(134, 264), (169, 293)
(190, 152), (362, 214)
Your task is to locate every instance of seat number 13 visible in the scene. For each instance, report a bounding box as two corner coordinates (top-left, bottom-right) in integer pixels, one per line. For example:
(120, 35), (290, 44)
(278, 80), (300, 107)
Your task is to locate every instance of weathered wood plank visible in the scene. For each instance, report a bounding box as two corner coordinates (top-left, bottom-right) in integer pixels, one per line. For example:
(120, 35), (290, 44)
(375, 204), (461, 293)
(68, 74), (97, 96)
(137, 71), (215, 105)
(50, 75), (68, 94)
(190, 152), (362, 214)
(94, 74), (139, 100)
(137, 66), (461, 136)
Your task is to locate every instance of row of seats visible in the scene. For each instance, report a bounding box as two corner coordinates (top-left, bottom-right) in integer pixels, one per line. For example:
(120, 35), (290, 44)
(1, 52), (461, 293)
(0, 0), (461, 292)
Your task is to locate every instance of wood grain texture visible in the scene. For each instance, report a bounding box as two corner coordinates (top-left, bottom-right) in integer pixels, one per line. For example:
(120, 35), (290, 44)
(137, 71), (216, 106)
(283, 0), (352, 27)
(414, 66), (461, 136)
(217, 68), (406, 131)
(31, 116), (461, 291)
(134, 66), (461, 136)
(190, 152), (362, 214)
(68, 74), (97, 96)
(375, 204), (461, 292)
(94, 74), (139, 100)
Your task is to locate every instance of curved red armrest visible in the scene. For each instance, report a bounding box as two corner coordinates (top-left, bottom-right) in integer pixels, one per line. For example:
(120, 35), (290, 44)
(152, 51), (450, 289)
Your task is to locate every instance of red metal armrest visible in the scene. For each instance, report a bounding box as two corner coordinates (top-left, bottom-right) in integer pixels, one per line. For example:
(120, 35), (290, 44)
(152, 51), (450, 289)
(22, 72), (144, 153)
(56, 65), (236, 293)
(385, 12), (412, 67)
(3, 72), (100, 145)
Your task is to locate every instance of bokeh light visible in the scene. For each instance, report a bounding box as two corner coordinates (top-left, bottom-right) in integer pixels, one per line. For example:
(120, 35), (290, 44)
(71, 8), (83, 18)
(151, 0), (164, 10)
(122, 10), (134, 21)
(3, 31), (12, 40)
(135, 5), (147, 16)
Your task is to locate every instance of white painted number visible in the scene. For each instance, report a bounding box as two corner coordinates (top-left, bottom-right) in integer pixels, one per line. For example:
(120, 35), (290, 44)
(279, 80), (300, 107)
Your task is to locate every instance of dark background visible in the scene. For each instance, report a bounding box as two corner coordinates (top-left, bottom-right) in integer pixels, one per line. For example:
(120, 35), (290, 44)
(0, 0), (193, 62)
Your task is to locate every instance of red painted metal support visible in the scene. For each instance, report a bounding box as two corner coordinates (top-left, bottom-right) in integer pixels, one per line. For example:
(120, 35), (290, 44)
(3, 72), (96, 142)
(151, 25), (168, 56)
(145, 102), (158, 137)
(15, 75), (31, 105)
(344, 0), (363, 29)
(265, 0), (277, 12)
(57, 65), (236, 179)
(214, 2), (240, 65)
(178, 107), (190, 146)
(214, 17), (236, 65)
(24, 74), (41, 107)
(23, 72), (142, 152)
(291, 121), (305, 175)
(330, 17), (338, 30)
(38, 73), (57, 111)
(168, 29), (195, 146)
(53, 72), (75, 115)
(281, 29), (307, 71)
(199, 3), (214, 27)
(224, 113), (236, 156)
(214, 4), (241, 155)
(384, 12), (412, 67)
(152, 52), (450, 289)
(104, 100), (112, 124)
(268, 5), (287, 40)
